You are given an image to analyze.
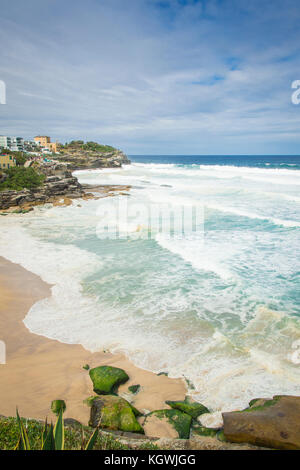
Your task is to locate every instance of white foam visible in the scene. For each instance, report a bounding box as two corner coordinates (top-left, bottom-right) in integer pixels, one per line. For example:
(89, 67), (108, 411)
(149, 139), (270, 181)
(205, 203), (300, 228)
(0, 162), (299, 415)
(156, 233), (233, 280)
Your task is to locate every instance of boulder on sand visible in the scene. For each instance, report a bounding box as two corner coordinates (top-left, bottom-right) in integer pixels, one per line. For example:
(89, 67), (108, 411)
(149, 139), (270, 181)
(222, 395), (300, 450)
(89, 395), (144, 434)
(89, 366), (129, 395)
(166, 396), (209, 419)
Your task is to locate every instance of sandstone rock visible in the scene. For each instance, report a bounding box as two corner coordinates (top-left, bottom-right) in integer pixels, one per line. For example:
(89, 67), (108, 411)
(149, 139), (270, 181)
(186, 435), (266, 451)
(222, 395), (300, 450)
(55, 148), (130, 171)
(156, 435), (265, 450)
(0, 173), (84, 210)
(89, 395), (144, 434)
(89, 365), (129, 395)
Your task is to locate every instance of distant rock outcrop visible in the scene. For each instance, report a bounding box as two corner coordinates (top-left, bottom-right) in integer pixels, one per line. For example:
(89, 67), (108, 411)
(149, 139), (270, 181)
(56, 141), (131, 170)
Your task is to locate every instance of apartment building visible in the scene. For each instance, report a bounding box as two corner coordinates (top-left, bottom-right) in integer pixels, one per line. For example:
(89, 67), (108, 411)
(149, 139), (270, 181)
(34, 136), (58, 153)
(0, 136), (24, 152)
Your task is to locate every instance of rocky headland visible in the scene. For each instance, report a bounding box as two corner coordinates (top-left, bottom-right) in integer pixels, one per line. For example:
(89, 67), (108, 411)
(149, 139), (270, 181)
(0, 140), (131, 211)
(55, 140), (131, 170)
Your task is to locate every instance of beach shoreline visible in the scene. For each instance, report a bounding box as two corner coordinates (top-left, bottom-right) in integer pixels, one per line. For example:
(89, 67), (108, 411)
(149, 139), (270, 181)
(0, 255), (186, 435)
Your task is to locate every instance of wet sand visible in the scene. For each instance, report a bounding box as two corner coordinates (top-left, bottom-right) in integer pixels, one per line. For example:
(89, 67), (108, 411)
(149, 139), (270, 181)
(0, 256), (185, 433)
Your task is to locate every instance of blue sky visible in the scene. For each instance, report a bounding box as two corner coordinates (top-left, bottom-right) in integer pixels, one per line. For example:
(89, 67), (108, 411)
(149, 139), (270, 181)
(0, 0), (300, 154)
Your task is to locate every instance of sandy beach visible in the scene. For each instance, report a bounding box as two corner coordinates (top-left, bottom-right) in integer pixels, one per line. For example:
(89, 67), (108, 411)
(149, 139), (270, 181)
(0, 256), (185, 433)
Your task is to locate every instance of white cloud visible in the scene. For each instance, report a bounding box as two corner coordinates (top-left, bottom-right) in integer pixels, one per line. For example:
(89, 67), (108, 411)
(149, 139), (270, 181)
(0, 0), (299, 153)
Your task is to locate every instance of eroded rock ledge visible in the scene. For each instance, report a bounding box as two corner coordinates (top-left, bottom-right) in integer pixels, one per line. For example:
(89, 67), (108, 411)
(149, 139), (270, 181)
(0, 172), (84, 210)
(0, 174), (131, 212)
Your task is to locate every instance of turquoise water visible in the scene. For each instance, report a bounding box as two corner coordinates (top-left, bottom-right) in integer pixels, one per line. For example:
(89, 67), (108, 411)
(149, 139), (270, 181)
(0, 155), (299, 417)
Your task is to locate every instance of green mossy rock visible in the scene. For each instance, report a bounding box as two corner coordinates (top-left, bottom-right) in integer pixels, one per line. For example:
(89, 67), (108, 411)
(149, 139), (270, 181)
(128, 384), (140, 394)
(51, 399), (66, 416)
(89, 395), (144, 434)
(248, 398), (260, 407)
(148, 409), (192, 439)
(83, 396), (98, 407)
(216, 430), (227, 442)
(166, 397), (209, 419)
(192, 424), (219, 437)
(242, 396), (280, 412)
(89, 366), (129, 395)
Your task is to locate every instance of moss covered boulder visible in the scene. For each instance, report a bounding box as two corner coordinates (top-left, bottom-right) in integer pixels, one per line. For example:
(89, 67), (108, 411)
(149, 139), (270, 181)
(192, 424), (219, 438)
(223, 395), (300, 450)
(144, 409), (192, 439)
(89, 395), (144, 434)
(89, 366), (129, 395)
(166, 396), (209, 419)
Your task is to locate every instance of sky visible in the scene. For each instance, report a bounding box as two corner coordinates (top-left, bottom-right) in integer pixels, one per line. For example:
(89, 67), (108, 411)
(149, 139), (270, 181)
(0, 0), (300, 154)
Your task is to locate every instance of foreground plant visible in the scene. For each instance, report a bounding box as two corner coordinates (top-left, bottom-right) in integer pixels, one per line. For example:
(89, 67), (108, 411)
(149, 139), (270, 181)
(14, 406), (98, 451)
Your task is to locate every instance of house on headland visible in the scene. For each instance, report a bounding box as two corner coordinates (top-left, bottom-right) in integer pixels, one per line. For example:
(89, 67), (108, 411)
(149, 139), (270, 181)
(0, 154), (16, 169)
(34, 136), (58, 153)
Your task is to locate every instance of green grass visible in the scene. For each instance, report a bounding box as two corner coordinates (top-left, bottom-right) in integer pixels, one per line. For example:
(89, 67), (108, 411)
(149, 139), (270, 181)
(0, 416), (158, 450)
(0, 167), (45, 191)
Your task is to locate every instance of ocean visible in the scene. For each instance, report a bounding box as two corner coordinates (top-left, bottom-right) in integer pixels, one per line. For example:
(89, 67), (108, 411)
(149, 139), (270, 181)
(1, 154), (299, 419)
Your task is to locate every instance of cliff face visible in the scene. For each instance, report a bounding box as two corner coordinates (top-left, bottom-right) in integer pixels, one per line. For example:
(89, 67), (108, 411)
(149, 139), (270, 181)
(56, 143), (131, 170)
(0, 172), (84, 210)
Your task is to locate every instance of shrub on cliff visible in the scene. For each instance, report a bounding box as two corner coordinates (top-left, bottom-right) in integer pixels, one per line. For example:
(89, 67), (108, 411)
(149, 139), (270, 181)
(62, 140), (116, 153)
(0, 167), (45, 191)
